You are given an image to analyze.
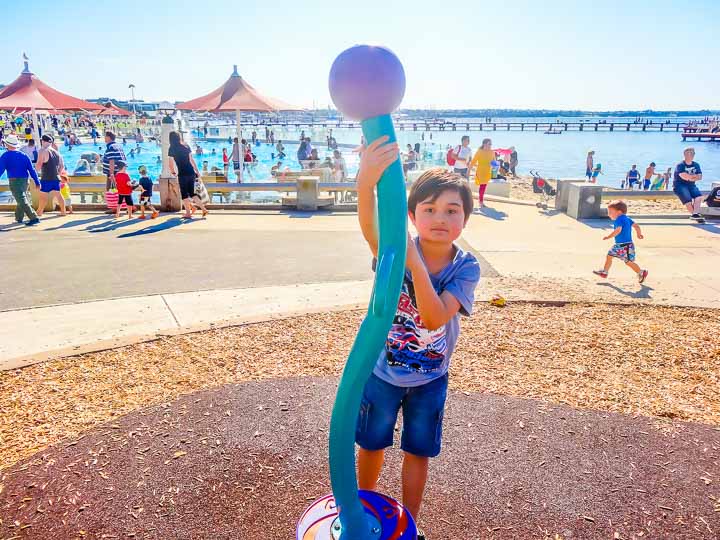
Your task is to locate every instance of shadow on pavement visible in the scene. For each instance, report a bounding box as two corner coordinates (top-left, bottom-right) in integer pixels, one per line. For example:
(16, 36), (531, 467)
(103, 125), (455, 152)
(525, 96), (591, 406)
(117, 217), (198, 238)
(84, 218), (142, 234)
(0, 222), (27, 232)
(478, 206), (508, 221)
(45, 215), (112, 231)
(597, 282), (654, 299)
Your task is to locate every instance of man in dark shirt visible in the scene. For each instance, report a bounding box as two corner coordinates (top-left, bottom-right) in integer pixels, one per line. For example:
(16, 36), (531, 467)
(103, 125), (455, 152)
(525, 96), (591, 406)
(673, 147), (704, 221)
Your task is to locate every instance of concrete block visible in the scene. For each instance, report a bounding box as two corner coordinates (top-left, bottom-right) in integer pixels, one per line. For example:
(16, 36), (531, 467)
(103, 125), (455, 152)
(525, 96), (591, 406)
(158, 176), (182, 212)
(555, 179), (584, 211)
(567, 183), (605, 219)
(486, 181), (510, 198)
(296, 176), (319, 211)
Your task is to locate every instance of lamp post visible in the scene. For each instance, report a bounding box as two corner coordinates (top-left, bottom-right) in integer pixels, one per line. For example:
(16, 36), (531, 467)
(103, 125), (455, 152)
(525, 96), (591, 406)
(128, 84), (136, 115)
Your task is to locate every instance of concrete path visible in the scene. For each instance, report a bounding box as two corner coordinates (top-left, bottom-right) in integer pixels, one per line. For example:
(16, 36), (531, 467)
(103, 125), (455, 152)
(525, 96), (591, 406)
(462, 202), (720, 308)
(0, 280), (373, 371)
(1, 206), (718, 370)
(0, 211), (373, 311)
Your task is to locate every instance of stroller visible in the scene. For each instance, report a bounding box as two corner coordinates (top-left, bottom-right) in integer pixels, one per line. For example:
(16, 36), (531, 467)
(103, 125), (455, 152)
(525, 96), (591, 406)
(530, 170), (557, 210)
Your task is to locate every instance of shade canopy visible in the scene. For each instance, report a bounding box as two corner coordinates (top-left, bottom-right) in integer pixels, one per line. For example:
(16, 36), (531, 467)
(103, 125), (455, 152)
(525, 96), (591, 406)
(97, 101), (132, 117)
(176, 65), (303, 112)
(0, 62), (104, 112)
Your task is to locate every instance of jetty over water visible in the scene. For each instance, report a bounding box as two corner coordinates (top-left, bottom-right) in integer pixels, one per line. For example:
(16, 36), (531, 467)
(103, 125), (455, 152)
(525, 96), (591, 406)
(215, 120), (689, 133)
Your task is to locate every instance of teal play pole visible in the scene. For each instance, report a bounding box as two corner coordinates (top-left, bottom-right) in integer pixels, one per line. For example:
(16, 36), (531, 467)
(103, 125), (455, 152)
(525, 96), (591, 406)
(328, 113), (408, 539)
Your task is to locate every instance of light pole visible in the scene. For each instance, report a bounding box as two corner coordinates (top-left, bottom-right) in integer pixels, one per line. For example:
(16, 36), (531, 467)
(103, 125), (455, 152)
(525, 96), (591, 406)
(128, 84), (136, 115)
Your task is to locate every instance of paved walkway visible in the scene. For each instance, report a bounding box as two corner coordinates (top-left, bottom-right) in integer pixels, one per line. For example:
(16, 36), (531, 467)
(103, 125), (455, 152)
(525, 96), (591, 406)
(1, 206), (718, 370)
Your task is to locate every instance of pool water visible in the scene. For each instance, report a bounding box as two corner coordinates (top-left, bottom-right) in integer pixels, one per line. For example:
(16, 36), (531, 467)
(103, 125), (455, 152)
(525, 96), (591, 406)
(42, 139), (368, 204)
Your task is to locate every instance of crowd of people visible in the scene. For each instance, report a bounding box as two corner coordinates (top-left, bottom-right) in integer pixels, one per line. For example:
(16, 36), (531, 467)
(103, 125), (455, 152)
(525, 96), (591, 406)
(1, 116), (716, 225)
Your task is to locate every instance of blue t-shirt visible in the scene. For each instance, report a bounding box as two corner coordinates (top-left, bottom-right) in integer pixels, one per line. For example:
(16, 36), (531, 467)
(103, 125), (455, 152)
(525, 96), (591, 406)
(372, 239), (481, 388)
(627, 169), (640, 181)
(613, 213), (635, 244)
(674, 161), (701, 185)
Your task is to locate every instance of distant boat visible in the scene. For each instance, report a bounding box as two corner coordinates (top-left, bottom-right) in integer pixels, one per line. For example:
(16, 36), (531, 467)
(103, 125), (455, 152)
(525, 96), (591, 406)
(544, 129), (562, 135)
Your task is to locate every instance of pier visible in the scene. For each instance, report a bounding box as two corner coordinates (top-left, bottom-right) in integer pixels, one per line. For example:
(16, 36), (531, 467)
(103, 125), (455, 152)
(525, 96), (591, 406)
(681, 131), (720, 141)
(223, 120), (688, 133)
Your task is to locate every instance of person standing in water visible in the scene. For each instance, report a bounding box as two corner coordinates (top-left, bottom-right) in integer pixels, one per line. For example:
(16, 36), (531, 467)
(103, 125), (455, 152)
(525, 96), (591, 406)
(230, 137), (242, 181)
(586, 151), (595, 181)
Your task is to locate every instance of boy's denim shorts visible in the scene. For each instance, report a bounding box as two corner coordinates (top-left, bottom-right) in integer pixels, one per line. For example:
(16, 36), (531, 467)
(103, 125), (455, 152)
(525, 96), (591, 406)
(673, 180), (702, 205)
(356, 372), (449, 458)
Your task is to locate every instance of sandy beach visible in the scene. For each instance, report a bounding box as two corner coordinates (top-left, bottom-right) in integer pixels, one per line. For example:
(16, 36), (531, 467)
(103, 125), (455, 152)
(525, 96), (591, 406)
(504, 175), (690, 214)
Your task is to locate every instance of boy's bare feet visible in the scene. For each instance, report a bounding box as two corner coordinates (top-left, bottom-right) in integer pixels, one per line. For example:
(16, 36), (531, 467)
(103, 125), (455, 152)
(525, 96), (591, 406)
(138, 215), (146, 220)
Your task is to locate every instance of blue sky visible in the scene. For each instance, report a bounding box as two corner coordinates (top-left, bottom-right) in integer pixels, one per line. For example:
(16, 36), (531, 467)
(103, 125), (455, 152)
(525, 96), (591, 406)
(2, 0), (718, 110)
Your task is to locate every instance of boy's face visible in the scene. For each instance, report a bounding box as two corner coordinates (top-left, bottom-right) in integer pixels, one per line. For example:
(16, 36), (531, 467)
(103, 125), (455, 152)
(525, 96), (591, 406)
(608, 207), (621, 220)
(409, 190), (466, 244)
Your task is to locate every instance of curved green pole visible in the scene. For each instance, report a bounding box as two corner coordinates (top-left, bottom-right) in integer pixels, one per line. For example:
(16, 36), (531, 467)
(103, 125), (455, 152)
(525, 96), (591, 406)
(328, 114), (408, 539)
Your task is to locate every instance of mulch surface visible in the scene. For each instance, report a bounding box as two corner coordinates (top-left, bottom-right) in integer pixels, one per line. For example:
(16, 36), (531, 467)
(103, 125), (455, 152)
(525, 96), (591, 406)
(1, 377), (718, 540)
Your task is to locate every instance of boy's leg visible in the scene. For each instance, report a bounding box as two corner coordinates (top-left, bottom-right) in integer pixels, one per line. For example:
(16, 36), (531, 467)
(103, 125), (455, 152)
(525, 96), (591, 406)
(603, 254), (613, 272)
(626, 261), (641, 273)
(357, 448), (385, 491)
(356, 374), (404, 491)
(401, 451), (429, 520)
(399, 374), (448, 522)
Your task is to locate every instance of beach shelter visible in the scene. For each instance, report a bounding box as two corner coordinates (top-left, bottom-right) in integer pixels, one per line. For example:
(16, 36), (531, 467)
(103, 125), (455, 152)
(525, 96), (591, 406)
(176, 65), (303, 139)
(97, 101), (132, 117)
(0, 59), (103, 142)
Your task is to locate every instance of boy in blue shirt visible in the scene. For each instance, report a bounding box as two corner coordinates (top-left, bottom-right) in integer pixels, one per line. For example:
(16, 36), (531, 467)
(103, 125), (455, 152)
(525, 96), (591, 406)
(355, 136), (481, 538)
(593, 200), (648, 283)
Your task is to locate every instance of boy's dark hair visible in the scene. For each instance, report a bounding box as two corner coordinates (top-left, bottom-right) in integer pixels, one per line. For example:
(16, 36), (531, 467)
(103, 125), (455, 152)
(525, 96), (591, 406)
(408, 168), (473, 222)
(607, 200), (628, 214)
(105, 131), (116, 140)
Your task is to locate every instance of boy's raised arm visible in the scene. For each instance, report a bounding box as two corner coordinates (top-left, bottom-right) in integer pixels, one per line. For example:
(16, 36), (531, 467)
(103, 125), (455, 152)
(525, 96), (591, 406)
(603, 226), (622, 241)
(355, 136), (399, 257)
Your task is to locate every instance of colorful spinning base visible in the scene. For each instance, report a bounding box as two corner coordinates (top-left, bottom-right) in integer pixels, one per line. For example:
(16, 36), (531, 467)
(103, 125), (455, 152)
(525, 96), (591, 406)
(296, 490), (417, 540)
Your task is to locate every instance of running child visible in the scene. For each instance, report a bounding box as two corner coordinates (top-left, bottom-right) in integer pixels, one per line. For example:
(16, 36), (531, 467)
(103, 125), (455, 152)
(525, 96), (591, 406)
(114, 163), (135, 219)
(593, 200), (648, 283)
(135, 165), (159, 220)
(355, 137), (481, 539)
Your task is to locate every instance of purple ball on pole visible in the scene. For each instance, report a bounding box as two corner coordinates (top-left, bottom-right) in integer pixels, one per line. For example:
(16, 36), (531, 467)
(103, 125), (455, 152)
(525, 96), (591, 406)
(329, 45), (406, 121)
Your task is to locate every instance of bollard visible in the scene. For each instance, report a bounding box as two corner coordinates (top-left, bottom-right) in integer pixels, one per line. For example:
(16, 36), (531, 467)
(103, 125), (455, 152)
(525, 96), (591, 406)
(567, 182), (605, 219)
(555, 180), (585, 212)
(296, 176), (319, 211)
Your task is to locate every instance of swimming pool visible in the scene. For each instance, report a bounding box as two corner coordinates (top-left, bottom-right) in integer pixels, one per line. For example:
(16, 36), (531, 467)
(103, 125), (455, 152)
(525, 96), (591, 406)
(59, 139), (360, 181)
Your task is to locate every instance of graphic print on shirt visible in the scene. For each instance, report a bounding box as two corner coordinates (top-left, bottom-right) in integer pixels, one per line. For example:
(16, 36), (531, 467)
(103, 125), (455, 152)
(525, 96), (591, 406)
(385, 277), (447, 373)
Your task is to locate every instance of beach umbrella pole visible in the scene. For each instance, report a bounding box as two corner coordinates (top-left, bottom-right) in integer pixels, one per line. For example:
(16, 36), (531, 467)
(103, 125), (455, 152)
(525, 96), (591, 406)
(31, 108), (40, 145)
